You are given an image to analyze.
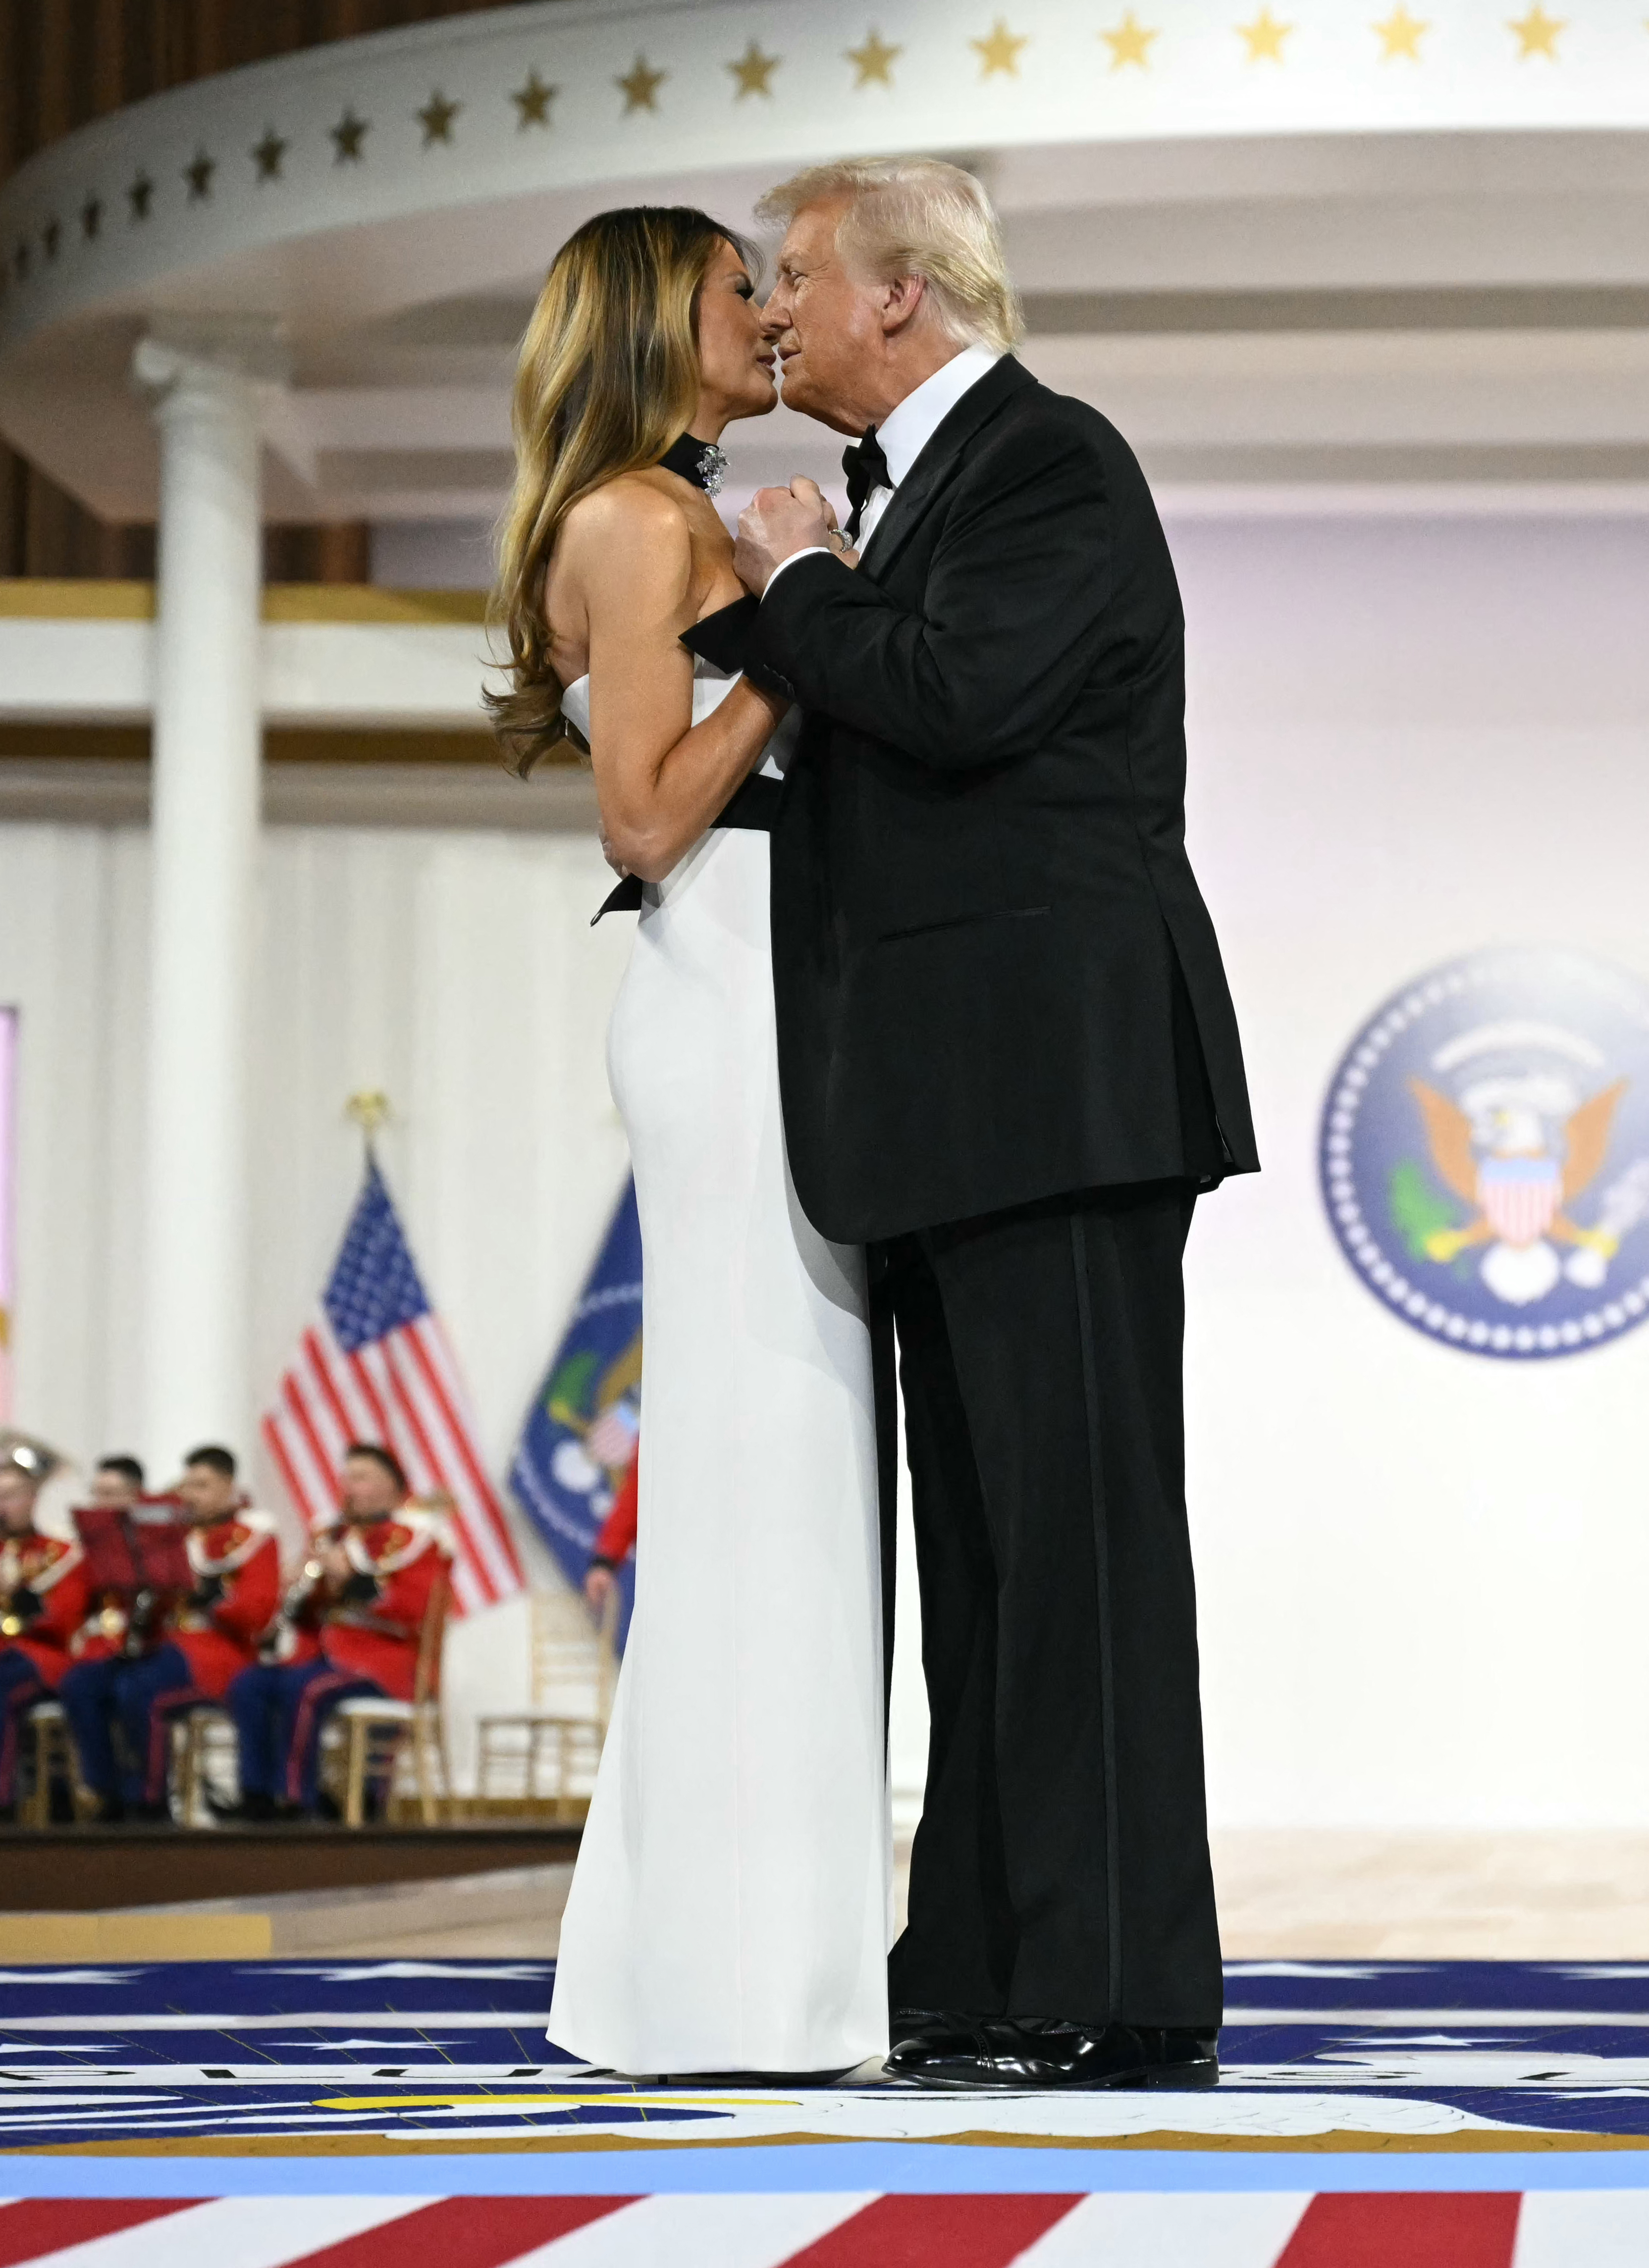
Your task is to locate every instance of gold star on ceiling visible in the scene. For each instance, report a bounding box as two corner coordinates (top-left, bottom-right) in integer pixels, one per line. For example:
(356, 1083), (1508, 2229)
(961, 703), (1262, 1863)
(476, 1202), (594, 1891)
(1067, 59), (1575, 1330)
(252, 127), (287, 180)
(128, 172), (154, 220)
(1508, 4), (1564, 54)
(418, 90), (461, 144)
(512, 69), (557, 126)
(183, 149), (215, 202)
(846, 29), (902, 85)
(1374, 4), (1428, 55)
(728, 39), (781, 96)
(80, 195), (102, 240)
(1101, 11), (1158, 68)
(972, 19), (1028, 75)
(617, 54), (667, 111)
(1237, 7), (1293, 60)
(331, 108), (369, 162)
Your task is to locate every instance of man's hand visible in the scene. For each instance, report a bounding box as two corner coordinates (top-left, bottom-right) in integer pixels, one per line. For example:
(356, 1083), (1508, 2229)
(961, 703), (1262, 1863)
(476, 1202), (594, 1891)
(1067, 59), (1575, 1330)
(597, 819), (629, 878)
(736, 477), (835, 595)
(584, 1562), (615, 1612)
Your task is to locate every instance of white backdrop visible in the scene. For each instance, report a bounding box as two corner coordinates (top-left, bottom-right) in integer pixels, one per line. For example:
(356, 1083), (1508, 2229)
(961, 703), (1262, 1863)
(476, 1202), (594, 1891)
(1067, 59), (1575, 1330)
(1173, 510), (1649, 1831)
(3, 510), (1648, 1822)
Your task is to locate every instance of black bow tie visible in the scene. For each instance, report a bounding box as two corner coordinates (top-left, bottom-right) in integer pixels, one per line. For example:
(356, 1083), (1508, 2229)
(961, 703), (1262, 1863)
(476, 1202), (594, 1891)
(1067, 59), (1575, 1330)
(842, 427), (891, 537)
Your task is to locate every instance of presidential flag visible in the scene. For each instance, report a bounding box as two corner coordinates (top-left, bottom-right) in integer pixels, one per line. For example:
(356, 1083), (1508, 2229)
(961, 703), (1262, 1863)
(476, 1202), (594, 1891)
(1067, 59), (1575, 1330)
(509, 1176), (640, 1607)
(263, 1152), (524, 1614)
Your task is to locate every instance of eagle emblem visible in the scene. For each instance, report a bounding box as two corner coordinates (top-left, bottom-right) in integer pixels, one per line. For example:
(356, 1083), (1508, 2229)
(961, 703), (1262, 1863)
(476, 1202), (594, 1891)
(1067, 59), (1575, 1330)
(1407, 1074), (1626, 1306)
(544, 1327), (640, 1511)
(1321, 949), (1649, 1358)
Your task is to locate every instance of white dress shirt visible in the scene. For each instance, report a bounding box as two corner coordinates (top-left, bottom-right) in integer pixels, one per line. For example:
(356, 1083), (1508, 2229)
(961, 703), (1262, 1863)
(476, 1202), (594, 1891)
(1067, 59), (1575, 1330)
(764, 342), (1003, 594)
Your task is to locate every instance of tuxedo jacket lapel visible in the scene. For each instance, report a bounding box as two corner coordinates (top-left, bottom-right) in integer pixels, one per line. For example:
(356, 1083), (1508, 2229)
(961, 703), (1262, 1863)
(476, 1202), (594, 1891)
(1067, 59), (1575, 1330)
(856, 355), (1035, 585)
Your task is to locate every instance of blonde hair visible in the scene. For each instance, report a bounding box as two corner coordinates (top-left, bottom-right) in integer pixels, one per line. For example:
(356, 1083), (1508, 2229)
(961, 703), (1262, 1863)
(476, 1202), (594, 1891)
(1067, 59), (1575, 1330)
(487, 206), (752, 777)
(756, 157), (1021, 355)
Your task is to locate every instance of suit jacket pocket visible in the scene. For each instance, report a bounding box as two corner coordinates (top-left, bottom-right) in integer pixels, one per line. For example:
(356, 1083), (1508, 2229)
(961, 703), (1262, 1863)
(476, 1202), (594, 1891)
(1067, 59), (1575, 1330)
(876, 904), (1052, 946)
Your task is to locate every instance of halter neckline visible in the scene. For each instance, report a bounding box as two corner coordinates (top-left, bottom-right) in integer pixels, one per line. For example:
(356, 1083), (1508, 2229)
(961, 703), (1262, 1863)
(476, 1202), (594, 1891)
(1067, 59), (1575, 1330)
(659, 433), (727, 496)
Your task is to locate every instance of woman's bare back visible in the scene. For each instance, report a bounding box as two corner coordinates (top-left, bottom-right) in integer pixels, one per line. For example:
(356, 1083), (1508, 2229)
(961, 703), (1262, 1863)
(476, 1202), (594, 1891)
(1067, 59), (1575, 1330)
(543, 466), (745, 691)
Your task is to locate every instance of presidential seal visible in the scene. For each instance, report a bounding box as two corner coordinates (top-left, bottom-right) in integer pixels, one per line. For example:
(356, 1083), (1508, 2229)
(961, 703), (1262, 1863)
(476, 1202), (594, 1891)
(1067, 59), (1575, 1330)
(1320, 947), (1649, 1359)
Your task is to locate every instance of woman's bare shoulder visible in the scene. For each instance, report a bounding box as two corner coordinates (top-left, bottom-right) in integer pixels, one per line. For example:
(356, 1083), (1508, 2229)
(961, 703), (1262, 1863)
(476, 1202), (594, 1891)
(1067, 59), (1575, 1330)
(560, 469), (692, 556)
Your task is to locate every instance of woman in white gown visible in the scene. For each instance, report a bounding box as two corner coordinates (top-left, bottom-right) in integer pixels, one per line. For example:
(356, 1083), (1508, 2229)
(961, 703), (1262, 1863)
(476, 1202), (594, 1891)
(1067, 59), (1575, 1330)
(489, 208), (889, 2077)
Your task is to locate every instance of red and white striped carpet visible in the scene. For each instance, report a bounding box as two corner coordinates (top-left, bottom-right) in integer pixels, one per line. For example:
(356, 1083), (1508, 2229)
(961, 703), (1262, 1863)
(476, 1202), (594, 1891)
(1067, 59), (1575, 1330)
(0, 2189), (1640, 2266)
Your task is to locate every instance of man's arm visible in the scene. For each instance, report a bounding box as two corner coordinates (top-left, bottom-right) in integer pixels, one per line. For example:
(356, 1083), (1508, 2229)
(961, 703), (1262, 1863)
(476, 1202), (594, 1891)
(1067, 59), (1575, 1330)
(748, 423), (1115, 773)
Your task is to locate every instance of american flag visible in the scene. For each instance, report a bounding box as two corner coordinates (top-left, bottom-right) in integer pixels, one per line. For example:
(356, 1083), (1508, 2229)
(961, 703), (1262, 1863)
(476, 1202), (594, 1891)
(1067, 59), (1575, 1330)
(263, 1153), (524, 1613)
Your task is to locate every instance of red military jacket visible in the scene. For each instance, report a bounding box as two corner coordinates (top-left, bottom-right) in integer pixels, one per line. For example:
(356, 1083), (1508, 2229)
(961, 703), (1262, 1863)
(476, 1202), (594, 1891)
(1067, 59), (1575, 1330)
(593, 1449), (638, 1567)
(170, 1511), (281, 1699)
(319, 1510), (449, 1701)
(0, 1528), (90, 1687)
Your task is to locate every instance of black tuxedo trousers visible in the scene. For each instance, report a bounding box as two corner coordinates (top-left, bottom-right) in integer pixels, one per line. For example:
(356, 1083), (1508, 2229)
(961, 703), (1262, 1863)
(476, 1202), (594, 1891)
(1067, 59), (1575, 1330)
(879, 1179), (1223, 2032)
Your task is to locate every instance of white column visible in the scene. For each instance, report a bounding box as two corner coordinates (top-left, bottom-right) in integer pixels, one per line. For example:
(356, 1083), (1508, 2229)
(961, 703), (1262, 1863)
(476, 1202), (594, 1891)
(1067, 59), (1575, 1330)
(133, 324), (279, 1472)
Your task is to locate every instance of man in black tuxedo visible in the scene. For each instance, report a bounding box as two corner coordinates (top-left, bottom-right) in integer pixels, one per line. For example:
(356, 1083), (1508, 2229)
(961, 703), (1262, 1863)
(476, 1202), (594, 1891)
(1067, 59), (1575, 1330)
(734, 158), (1257, 2092)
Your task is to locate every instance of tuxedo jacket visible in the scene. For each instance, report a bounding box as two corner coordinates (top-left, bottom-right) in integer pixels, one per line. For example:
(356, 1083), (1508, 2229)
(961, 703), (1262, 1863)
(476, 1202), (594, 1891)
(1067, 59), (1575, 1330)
(741, 354), (1258, 1246)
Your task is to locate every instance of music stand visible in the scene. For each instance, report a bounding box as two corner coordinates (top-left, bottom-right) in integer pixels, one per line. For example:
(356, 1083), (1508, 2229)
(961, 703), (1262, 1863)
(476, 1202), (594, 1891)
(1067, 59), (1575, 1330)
(73, 1506), (194, 1596)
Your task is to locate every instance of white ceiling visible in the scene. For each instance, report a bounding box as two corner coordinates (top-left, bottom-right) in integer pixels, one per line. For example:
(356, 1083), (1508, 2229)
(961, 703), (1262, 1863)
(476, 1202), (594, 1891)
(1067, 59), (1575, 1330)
(3, 0), (1649, 533)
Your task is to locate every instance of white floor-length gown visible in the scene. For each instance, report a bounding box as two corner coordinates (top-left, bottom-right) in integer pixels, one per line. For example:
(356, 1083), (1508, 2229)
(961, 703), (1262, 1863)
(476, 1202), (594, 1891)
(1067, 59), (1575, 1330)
(545, 656), (891, 2077)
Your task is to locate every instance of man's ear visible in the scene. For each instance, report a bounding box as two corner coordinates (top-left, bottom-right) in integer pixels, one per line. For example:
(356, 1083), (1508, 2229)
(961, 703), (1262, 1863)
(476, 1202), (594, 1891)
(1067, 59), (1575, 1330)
(879, 273), (928, 338)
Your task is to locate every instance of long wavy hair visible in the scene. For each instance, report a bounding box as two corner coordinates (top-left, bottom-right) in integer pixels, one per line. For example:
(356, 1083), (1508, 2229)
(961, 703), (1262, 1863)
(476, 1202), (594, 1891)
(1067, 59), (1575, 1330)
(487, 206), (754, 777)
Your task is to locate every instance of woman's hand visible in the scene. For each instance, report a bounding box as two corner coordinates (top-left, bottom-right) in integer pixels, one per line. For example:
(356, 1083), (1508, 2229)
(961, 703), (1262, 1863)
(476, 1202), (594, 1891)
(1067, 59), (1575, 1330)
(598, 820), (630, 878)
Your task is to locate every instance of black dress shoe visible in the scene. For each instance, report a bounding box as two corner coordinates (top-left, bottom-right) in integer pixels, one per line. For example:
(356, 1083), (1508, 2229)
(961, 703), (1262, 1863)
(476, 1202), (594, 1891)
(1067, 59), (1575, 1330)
(894, 2016), (1219, 2092)
(885, 2012), (983, 2078)
(888, 2010), (954, 2051)
(205, 1791), (280, 1823)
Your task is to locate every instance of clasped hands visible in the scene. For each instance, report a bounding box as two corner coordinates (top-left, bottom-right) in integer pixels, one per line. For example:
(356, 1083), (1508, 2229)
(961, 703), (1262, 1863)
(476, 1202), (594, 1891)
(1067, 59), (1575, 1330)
(735, 476), (856, 597)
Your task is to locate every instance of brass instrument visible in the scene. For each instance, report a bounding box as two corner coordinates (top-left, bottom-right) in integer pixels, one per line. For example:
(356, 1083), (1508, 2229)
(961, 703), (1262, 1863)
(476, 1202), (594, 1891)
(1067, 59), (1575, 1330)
(0, 1427), (63, 1485)
(0, 1428), (66, 1635)
(0, 1576), (36, 1640)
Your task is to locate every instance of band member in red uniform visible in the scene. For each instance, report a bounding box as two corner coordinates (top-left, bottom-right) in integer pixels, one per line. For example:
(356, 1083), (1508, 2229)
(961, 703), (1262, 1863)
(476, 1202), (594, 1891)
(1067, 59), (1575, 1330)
(88, 1455), (146, 1513)
(583, 1444), (638, 1613)
(0, 1445), (88, 1821)
(229, 1443), (450, 1819)
(59, 1445), (278, 1821)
